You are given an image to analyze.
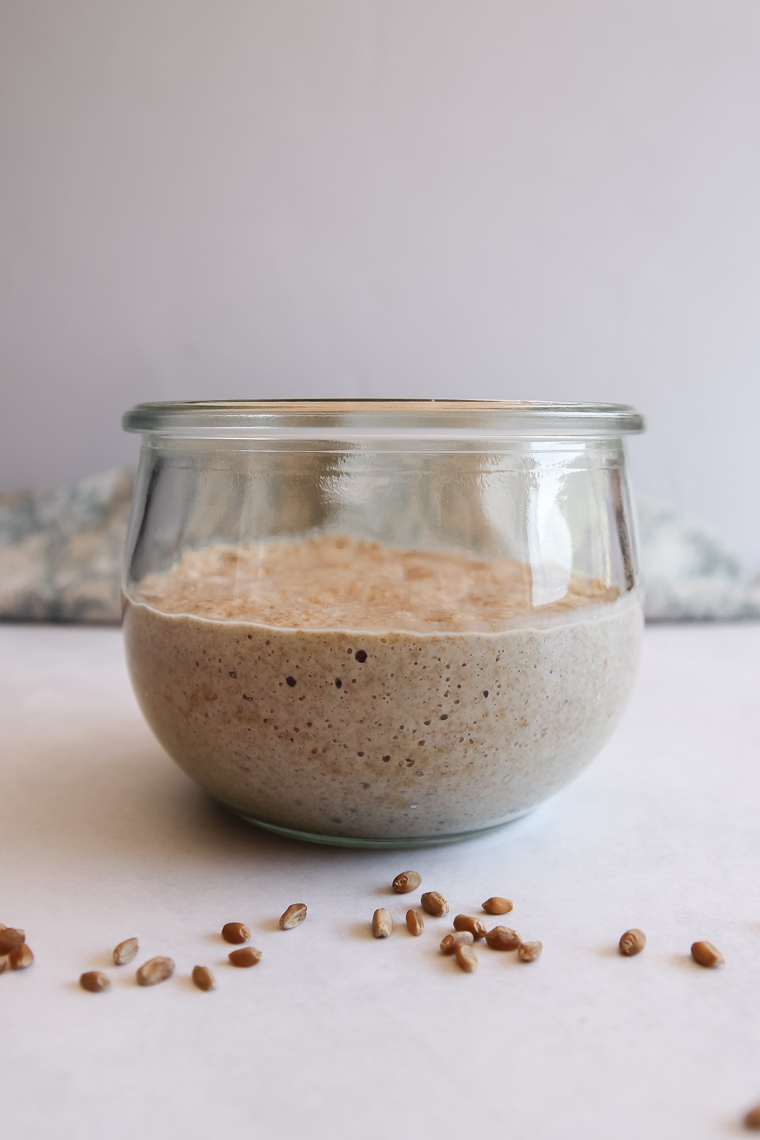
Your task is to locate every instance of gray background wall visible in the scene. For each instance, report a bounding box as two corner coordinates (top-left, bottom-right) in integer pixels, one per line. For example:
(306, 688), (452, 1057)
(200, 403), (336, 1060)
(1, 0), (759, 565)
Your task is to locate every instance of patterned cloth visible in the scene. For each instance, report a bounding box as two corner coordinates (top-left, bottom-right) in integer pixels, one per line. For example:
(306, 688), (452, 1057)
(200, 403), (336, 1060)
(0, 468), (133, 623)
(637, 498), (760, 621)
(0, 470), (757, 623)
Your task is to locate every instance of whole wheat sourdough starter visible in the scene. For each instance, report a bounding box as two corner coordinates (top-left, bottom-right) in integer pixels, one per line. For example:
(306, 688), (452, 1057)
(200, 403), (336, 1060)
(123, 536), (642, 839)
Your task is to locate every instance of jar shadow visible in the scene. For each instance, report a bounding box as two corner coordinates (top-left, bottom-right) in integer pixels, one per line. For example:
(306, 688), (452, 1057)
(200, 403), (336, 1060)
(1, 713), (547, 905)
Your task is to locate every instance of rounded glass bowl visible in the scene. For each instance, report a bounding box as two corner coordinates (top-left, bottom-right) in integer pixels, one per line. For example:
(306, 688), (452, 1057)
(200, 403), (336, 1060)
(122, 399), (645, 848)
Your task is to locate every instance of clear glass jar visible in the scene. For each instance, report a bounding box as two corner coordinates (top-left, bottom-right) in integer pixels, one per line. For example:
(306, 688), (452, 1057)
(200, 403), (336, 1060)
(122, 400), (645, 848)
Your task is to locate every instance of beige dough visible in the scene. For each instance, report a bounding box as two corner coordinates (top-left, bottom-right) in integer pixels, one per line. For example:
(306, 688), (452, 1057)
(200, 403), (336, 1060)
(124, 537), (642, 839)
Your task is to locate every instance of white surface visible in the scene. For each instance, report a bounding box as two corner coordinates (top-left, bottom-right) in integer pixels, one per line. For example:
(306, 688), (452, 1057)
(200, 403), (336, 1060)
(1, 1), (760, 566)
(1, 621), (760, 1139)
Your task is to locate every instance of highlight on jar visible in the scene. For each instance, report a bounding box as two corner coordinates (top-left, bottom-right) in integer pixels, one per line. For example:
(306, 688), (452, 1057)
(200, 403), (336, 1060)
(121, 400), (645, 848)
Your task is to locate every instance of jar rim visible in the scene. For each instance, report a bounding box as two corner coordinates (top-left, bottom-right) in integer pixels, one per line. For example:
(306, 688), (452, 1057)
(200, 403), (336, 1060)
(122, 399), (645, 438)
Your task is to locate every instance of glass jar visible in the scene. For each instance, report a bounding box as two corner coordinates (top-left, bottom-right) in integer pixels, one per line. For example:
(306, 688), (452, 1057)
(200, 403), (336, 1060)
(121, 400), (645, 848)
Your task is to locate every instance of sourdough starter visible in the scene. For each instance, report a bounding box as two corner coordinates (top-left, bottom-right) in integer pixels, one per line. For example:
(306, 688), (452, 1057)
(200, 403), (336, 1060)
(123, 537), (642, 839)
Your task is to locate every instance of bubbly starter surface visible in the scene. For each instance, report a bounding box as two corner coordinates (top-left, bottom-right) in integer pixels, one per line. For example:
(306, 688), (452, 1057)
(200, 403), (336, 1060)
(124, 538), (643, 839)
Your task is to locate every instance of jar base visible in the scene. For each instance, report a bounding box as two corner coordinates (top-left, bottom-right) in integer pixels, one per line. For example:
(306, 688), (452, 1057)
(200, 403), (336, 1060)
(226, 806), (537, 849)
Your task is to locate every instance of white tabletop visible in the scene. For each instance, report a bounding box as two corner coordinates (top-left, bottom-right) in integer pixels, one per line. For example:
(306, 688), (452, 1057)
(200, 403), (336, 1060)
(2, 621), (759, 1140)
